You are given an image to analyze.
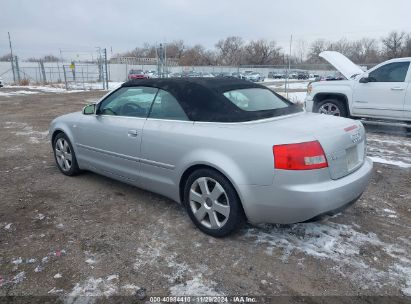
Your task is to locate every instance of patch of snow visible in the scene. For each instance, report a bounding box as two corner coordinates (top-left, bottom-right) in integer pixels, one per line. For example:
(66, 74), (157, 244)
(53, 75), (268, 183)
(368, 156), (411, 168)
(169, 274), (223, 296)
(11, 257), (23, 265)
(383, 209), (396, 214)
(121, 284), (140, 291)
(84, 251), (98, 266)
(48, 287), (64, 294)
(35, 213), (46, 220)
(54, 273), (62, 279)
(246, 221), (411, 292)
(34, 265), (43, 273)
(66, 275), (119, 303)
(4, 223), (12, 230)
(0, 90), (39, 97)
(11, 271), (25, 284)
(367, 134), (411, 168)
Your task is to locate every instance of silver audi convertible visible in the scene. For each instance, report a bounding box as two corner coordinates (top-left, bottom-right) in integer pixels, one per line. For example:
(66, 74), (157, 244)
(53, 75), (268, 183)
(50, 78), (373, 237)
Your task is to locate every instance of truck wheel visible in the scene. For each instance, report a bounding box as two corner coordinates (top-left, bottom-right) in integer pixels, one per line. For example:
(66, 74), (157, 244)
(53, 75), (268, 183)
(315, 99), (348, 117)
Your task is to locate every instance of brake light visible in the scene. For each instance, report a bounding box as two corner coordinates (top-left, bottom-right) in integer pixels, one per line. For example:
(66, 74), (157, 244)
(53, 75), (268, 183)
(273, 140), (328, 170)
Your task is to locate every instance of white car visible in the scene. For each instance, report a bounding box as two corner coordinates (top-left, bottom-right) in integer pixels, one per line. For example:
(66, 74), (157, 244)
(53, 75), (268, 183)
(305, 51), (411, 122)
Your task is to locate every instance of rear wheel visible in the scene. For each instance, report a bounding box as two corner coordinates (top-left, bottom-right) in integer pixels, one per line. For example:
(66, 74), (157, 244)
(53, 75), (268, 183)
(53, 133), (80, 176)
(315, 99), (348, 117)
(183, 169), (245, 237)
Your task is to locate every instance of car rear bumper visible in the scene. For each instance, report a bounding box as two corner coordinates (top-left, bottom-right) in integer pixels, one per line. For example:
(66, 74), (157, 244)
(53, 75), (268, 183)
(238, 157), (373, 224)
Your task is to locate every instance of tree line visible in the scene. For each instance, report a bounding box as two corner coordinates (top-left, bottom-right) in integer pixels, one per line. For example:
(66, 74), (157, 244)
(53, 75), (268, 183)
(114, 30), (411, 66)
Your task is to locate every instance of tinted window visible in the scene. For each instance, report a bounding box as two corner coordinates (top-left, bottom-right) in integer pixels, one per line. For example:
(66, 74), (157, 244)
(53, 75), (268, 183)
(369, 62), (410, 82)
(223, 88), (289, 111)
(97, 87), (158, 118)
(149, 89), (188, 121)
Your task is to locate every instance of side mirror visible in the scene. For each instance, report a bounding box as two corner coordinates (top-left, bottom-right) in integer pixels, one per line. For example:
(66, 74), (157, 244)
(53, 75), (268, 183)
(359, 73), (370, 83)
(82, 103), (96, 115)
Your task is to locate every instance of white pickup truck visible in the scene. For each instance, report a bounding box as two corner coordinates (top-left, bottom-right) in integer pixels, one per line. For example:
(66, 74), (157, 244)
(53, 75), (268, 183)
(305, 51), (411, 123)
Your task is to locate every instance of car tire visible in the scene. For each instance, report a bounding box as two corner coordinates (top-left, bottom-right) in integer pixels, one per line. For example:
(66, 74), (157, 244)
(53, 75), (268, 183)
(183, 168), (245, 237)
(53, 133), (80, 176)
(314, 99), (348, 117)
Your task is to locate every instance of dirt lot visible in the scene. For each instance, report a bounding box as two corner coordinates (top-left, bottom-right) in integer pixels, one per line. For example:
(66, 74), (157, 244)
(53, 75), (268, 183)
(0, 87), (411, 302)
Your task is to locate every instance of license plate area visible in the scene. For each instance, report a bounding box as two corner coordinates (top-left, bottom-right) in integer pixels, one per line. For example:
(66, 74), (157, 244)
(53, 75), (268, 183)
(346, 145), (359, 171)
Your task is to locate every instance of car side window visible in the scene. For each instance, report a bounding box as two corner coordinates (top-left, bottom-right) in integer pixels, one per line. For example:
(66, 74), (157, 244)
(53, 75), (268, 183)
(149, 89), (189, 121)
(97, 87), (158, 117)
(368, 62), (410, 82)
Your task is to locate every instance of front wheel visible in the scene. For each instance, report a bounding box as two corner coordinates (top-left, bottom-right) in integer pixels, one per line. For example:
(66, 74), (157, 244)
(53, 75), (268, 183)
(53, 133), (80, 176)
(315, 99), (348, 117)
(183, 169), (245, 237)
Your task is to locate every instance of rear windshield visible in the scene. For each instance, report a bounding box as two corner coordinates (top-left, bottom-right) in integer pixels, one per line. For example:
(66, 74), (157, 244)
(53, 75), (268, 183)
(223, 88), (289, 112)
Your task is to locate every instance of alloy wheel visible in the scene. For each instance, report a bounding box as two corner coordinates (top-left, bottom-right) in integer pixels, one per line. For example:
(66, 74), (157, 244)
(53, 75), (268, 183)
(189, 177), (230, 229)
(55, 138), (72, 172)
(318, 102), (341, 116)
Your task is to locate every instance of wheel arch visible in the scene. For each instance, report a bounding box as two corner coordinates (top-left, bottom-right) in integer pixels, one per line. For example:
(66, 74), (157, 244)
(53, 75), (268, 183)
(50, 126), (77, 154)
(313, 93), (350, 115)
(178, 163), (246, 217)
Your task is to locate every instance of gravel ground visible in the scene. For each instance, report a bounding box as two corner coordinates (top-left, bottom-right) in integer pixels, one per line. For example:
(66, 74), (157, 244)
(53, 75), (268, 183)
(0, 87), (410, 303)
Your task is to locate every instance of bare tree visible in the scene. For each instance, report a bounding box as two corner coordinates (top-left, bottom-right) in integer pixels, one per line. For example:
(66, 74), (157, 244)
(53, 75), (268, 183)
(0, 53), (13, 62)
(382, 31), (406, 59)
(307, 39), (330, 63)
(295, 39), (306, 63)
(180, 45), (211, 66)
(165, 40), (185, 59)
(243, 39), (282, 65)
(403, 34), (411, 57)
(215, 36), (244, 65)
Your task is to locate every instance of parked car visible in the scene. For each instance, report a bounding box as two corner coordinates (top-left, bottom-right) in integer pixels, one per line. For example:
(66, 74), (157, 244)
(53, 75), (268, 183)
(216, 72), (232, 78)
(244, 72), (264, 82)
(50, 78), (372, 237)
(306, 51), (411, 121)
(170, 73), (182, 78)
(202, 73), (215, 78)
(0, 77), (3, 88)
(128, 69), (148, 80)
(297, 72), (309, 80)
(268, 71), (284, 79)
(231, 72), (244, 79)
(144, 70), (157, 78)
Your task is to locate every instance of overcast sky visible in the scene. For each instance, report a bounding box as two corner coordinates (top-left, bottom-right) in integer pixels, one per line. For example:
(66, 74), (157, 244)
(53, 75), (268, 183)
(1, 0), (410, 59)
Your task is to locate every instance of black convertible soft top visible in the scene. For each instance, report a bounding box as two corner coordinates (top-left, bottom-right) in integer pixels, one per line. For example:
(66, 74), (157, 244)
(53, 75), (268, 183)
(122, 78), (301, 122)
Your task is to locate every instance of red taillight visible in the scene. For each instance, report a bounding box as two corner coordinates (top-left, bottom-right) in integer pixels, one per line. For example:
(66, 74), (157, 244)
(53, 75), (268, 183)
(273, 140), (328, 170)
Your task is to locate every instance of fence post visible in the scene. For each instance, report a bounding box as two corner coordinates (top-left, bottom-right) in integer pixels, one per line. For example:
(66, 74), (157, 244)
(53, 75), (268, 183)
(82, 68), (85, 90)
(63, 65), (68, 90)
(15, 56), (21, 83)
(40, 60), (47, 84)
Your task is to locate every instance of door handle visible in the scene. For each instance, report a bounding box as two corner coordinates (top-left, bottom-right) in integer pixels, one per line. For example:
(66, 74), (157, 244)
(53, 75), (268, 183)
(128, 129), (138, 137)
(391, 87), (404, 91)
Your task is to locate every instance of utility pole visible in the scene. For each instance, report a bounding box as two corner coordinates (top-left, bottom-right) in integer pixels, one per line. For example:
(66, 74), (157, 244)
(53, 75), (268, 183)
(103, 48), (109, 90)
(8, 32), (16, 83)
(285, 34), (292, 99)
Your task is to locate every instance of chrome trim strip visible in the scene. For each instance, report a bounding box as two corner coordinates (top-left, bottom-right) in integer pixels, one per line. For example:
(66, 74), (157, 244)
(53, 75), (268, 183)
(76, 143), (175, 170)
(140, 158), (175, 170)
(77, 143), (139, 162)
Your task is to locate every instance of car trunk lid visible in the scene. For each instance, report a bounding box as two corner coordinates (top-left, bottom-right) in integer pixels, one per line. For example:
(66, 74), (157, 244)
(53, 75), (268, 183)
(248, 113), (367, 179)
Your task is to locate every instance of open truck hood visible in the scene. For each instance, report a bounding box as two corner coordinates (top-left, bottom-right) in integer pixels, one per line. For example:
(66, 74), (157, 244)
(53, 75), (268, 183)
(320, 51), (364, 79)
